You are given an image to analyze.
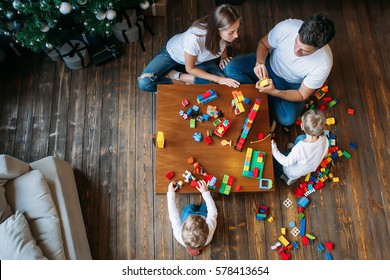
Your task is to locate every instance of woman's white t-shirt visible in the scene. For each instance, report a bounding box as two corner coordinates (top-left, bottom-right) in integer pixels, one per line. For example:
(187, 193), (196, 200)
(166, 26), (226, 65)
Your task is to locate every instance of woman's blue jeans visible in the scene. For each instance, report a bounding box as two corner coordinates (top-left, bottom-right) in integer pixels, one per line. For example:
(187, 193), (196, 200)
(137, 46), (224, 92)
(223, 53), (305, 126)
(181, 202), (208, 223)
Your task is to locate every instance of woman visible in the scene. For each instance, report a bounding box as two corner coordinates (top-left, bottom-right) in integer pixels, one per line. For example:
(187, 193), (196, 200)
(137, 4), (241, 92)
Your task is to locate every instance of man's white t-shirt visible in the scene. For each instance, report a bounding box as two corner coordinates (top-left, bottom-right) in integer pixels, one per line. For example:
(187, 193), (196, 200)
(272, 135), (329, 180)
(166, 26), (226, 65)
(268, 19), (333, 89)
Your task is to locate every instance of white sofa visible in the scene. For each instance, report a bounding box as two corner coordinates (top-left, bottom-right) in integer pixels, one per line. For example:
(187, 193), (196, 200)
(0, 155), (92, 260)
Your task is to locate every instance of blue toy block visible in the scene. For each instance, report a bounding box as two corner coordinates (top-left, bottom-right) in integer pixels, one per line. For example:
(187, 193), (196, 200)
(297, 197), (310, 208)
(300, 218), (306, 236)
(243, 97), (250, 104)
(325, 252), (333, 260)
(289, 221), (295, 227)
(291, 241), (299, 250)
(202, 113), (210, 121)
(317, 243), (325, 252)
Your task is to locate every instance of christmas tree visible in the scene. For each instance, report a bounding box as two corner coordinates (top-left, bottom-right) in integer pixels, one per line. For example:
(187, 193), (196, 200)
(0, 0), (126, 52)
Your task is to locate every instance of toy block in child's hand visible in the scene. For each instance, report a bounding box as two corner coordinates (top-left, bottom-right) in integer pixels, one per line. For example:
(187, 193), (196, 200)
(257, 78), (270, 88)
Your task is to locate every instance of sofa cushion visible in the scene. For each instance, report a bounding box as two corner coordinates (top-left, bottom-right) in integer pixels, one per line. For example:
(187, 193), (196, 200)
(0, 211), (47, 260)
(0, 154), (30, 185)
(5, 170), (66, 259)
(0, 186), (13, 223)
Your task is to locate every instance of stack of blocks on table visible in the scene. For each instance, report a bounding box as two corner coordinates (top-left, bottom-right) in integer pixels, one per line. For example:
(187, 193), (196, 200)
(234, 98), (261, 151)
(231, 90), (248, 115)
(197, 89), (218, 105)
(219, 174), (233, 195)
(242, 148), (265, 179)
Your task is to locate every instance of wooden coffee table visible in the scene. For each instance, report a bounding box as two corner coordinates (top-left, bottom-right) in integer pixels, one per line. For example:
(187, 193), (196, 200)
(155, 84), (274, 194)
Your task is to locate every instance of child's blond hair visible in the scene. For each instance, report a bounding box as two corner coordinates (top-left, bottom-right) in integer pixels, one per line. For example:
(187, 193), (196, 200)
(301, 109), (326, 136)
(181, 215), (209, 250)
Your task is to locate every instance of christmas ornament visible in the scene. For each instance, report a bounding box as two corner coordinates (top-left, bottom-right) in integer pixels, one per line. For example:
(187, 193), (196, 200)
(12, 21), (21, 30)
(45, 43), (54, 49)
(12, 0), (22, 10)
(59, 2), (72, 14)
(6, 11), (15, 20)
(139, 1), (150, 10)
(48, 20), (57, 29)
(95, 10), (106, 20)
(106, 10), (117, 20)
(40, 22), (50, 32)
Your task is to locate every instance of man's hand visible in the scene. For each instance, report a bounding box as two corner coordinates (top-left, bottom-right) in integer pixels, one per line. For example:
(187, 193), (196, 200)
(254, 63), (268, 80)
(256, 78), (277, 96)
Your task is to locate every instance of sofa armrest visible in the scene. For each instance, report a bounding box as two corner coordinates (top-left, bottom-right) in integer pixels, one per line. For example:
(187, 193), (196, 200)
(29, 156), (92, 260)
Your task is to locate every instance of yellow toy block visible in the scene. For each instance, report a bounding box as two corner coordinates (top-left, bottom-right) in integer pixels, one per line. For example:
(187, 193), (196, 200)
(304, 173), (311, 182)
(257, 78), (270, 87)
(268, 216), (274, 223)
(157, 131), (165, 148)
(332, 177), (339, 182)
(281, 228), (286, 235)
(278, 235), (290, 246)
(326, 117), (336, 125)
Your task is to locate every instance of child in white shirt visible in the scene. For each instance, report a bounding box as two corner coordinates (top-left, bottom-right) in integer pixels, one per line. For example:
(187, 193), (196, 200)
(167, 180), (217, 256)
(271, 109), (329, 185)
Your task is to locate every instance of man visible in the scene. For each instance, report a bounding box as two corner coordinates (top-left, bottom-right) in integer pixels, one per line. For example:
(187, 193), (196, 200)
(224, 13), (335, 127)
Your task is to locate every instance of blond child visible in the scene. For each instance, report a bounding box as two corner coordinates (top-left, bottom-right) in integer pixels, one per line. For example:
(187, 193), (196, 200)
(167, 180), (217, 256)
(271, 109), (329, 185)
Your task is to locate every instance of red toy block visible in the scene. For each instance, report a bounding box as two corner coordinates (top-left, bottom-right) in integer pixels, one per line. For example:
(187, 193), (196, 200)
(204, 136), (213, 145)
(298, 206), (305, 213)
(182, 99), (189, 106)
(190, 180), (199, 188)
(302, 236), (309, 246)
(293, 187), (305, 197)
(314, 181), (325, 190)
(347, 108), (355, 115)
(227, 176), (234, 185)
(279, 250), (292, 260)
(252, 168), (259, 178)
(295, 120), (302, 125)
(165, 171), (174, 180)
(236, 185), (242, 191)
(325, 241), (334, 251)
(323, 97), (332, 102)
(257, 132), (264, 140)
(319, 104), (327, 110)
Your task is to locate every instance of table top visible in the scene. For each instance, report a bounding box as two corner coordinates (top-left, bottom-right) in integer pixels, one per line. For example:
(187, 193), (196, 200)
(155, 84), (275, 194)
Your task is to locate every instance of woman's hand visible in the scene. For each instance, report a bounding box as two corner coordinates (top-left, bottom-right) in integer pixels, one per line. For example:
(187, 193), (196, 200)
(219, 56), (232, 70)
(217, 77), (240, 88)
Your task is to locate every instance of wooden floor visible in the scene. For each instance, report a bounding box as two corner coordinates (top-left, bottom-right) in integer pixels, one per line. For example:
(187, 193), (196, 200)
(0, 0), (389, 260)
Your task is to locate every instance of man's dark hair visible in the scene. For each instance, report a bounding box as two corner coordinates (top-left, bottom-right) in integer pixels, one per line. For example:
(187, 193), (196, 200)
(298, 13), (335, 48)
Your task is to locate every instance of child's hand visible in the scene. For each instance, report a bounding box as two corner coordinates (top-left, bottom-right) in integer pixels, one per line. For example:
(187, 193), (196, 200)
(168, 181), (179, 192)
(196, 180), (208, 193)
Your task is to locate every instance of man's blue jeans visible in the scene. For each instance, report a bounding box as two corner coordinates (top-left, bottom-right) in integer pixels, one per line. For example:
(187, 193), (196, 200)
(223, 53), (305, 126)
(137, 46), (224, 92)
